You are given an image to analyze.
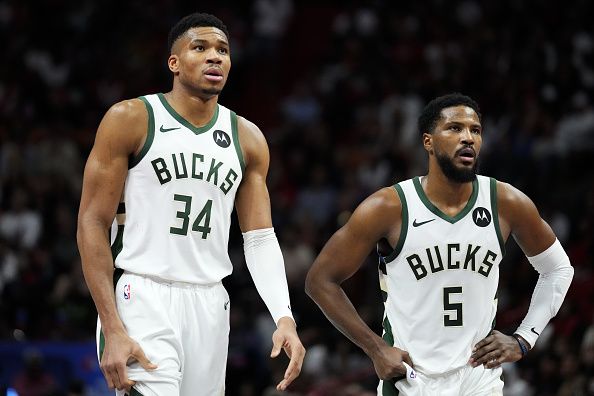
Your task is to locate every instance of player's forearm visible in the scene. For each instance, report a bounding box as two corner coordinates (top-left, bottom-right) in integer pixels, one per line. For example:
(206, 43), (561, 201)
(305, 275), (386, 356)
(515, 239), (574, 347)
(77, 220), (125, 334)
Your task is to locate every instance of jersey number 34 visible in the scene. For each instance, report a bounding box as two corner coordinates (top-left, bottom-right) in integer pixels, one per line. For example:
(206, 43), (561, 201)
(170, 194), (212, 239)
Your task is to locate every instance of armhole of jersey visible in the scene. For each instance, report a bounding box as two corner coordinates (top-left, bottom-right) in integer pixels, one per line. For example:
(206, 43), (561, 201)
(384, 183), (408, 263)
(490, 177), (506, 257)
(129, 96), (155, 169)
(231, 111), (245, 175)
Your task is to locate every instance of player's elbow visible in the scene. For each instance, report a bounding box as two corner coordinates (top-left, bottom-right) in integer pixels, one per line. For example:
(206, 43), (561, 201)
(305, 264), (322, 301)
(305, 260), (334, 301)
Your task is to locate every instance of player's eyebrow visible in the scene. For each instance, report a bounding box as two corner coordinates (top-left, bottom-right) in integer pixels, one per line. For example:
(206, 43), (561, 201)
(190, 38), (229, 46)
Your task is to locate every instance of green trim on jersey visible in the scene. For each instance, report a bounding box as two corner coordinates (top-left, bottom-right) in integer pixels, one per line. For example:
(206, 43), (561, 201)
(384, 184), (409, 263)
(490, 178), (506, 256)
(413, 176), (478, 224)
(231, 111), (245, 173)
(129, 96), (155, 169)
(157, 93), (219, 135)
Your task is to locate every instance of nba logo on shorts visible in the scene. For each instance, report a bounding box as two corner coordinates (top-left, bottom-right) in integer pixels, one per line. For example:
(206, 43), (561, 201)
(123, 284), (131, 300)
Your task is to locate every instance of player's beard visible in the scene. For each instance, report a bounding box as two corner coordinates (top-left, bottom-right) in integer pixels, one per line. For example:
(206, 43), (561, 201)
(435, 149), (478, 183)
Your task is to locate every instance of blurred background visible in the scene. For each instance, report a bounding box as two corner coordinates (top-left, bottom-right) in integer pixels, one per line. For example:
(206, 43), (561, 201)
(1, 0), (593, 395)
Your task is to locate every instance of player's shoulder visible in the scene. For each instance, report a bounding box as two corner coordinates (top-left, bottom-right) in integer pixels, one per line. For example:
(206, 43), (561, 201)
(235, 115), (268, 166)
(104, 98), (148, 125)
(356, 185), (403, 217)
(236, 115), (265, 142)
(493, 179), (537, 215)
(96, 98), (148, 150)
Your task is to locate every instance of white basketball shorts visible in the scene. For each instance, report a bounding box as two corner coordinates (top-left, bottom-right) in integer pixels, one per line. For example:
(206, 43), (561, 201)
(96, 271), (230, 396)
(378, 362), (504, 396)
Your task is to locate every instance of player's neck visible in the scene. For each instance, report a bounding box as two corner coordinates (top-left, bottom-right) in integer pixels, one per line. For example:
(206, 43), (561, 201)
(423, 169), (474, 210)
(164, 86), (219, 128)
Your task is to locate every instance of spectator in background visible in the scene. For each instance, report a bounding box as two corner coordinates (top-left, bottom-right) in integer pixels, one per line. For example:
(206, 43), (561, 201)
(12, 349), (58, 396)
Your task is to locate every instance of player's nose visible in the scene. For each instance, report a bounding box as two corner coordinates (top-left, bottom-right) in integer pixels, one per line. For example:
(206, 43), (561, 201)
(206, 48), (222, 64)
(460, 128), (475, 145)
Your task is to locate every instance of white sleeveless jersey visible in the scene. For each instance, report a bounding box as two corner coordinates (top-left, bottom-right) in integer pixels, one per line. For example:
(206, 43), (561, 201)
(111, 93), (244, 284)
(378, 175), (505, 375)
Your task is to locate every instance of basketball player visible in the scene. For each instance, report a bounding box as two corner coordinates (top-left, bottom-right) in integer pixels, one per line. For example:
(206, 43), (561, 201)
(305, 93), (574, 395)
(77, 13), (305, 396)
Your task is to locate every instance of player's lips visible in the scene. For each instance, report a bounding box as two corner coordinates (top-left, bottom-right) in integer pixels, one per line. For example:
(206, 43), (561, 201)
(204, 68), (224, 82)
(457, 147), (475, 158)
(456, 147), (476, 164)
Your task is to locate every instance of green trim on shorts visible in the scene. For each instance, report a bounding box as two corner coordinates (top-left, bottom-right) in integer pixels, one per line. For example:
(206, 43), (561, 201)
(129, 387), (144, 396)
(382, 380), (400, 396)
(99, 268), (125, 361)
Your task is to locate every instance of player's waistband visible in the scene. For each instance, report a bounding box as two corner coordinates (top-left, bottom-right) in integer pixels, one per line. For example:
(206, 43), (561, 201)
(123, 270), (223, 290)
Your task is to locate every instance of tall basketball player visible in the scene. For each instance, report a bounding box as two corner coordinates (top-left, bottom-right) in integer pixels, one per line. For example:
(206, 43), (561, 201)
(77, 13), (305, 396)
(305, 93), (573, 395)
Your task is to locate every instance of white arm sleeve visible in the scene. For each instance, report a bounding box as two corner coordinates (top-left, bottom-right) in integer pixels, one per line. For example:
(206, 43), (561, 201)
(515, 239), (574, 348)
(243, 227), (294, 325)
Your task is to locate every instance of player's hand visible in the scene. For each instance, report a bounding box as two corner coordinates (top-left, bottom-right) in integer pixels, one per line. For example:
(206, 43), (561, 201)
(100, 329), (157, 391)
(469, 330), (524, 369)
(270, 317), (306, 391)
(370, 343), (413, 380)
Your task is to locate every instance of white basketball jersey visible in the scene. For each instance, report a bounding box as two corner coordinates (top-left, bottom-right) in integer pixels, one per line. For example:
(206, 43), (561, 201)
(379, 175), (505, 375)
(112, 93), (244, 284)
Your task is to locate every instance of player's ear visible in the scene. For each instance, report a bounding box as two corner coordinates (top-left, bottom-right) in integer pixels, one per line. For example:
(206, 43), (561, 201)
(168, 55), (180, 74)
(423, 133), (433, 154)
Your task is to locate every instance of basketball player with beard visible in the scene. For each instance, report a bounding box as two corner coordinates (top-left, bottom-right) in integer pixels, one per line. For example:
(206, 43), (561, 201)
(305, 93), (573, 395)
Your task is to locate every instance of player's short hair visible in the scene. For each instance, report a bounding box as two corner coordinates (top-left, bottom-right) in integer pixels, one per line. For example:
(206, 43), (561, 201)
(418, 93), (481, 135)
(168, 13), (229, 54)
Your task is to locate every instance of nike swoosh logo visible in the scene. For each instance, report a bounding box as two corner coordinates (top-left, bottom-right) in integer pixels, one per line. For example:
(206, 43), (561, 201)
(160, 125), (181, 132)
(412, 219), (435, 227)
(531, 327), (540, 336)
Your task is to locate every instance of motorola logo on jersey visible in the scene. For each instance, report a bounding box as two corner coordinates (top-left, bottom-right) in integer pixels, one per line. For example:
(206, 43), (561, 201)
(472, 207), (491, 227)
(213, 130), (231, 148)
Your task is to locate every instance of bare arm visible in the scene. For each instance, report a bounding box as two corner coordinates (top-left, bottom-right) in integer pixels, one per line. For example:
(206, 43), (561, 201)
(305, 188), (413, 379)
(471, 181), (572, 369)
(234, 116), (273, 231)
(234, 117), (305, 391)
(497, 181), (556, 255)
(77, 99), (155, 390)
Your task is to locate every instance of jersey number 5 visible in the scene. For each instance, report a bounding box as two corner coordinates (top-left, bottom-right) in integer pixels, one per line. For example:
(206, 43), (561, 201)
(443, 287), (463, 326)
(170, 194), (212, 239)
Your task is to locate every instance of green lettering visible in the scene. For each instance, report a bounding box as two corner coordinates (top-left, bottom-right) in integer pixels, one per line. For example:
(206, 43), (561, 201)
(407, 254), (427, 280)
(220, 169), (238, 195)
(151, 158), (172, 185)
(478, 250), (497, 277)
(206, 158), (223, 185)
(192, 153), (204, 179)
(447, 243), (460, 269)
(172, 153), (188, 179)
(463, 244), (481, 271)
(426, 246), (444, 273)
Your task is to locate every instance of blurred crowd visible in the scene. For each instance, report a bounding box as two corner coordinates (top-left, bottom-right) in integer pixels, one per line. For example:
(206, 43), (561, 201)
(1, 0), (593, 395)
